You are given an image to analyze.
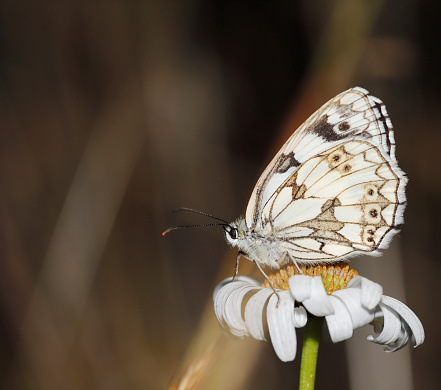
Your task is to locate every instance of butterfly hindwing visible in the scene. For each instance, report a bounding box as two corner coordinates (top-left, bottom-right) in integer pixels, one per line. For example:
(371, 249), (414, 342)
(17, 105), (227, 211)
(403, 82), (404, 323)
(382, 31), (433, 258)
(260, 140), (406, 263)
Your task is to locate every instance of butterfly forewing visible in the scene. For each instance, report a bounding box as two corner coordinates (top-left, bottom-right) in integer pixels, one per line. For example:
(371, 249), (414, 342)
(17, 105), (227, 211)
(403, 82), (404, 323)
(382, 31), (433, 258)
(242, 87), (406, 267)
(245, 87), (397, 229)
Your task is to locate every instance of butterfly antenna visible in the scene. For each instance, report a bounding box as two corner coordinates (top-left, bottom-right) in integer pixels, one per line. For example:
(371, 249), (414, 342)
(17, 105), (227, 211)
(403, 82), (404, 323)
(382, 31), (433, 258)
(162, 222), (228, 236)
(172, 207), (229, 224)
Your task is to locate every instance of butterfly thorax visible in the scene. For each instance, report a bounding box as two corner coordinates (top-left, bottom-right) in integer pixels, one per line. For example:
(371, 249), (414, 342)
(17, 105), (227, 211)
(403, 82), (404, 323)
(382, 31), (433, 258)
(224, 216), (286, 269)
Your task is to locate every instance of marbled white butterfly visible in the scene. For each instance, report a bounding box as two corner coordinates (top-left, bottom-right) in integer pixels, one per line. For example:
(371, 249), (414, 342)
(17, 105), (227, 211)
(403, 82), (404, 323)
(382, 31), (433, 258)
(165, 87), (407, 281)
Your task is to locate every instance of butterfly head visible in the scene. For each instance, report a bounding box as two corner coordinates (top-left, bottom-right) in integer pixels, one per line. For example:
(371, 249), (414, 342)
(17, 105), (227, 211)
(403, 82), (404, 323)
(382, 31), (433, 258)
(223, 217), (249, 248)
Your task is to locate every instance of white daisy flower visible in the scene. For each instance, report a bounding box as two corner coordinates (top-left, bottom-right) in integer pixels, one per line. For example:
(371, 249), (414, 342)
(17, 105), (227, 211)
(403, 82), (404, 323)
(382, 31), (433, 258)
(213, 263), (424, 362)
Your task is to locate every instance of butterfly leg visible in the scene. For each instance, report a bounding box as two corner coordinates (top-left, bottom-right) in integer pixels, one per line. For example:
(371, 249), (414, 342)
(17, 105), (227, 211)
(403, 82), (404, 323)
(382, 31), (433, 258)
(286, 253), (303, 274)
(253, 260), (281, 308)
(232, 251), (245, 281)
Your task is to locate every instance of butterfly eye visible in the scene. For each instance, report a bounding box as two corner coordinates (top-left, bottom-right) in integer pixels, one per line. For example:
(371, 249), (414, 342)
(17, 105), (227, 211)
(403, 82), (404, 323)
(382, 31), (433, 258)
(224, 225), (238, 241)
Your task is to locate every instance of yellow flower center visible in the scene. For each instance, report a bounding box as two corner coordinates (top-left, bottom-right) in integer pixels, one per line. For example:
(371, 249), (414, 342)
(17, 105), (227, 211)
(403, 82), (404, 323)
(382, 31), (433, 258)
(262, 262), (359, 294)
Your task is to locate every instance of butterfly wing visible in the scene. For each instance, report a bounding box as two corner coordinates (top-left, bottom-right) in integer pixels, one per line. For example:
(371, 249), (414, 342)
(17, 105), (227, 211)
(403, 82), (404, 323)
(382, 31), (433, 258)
(263, 140), (406, 262)
(245, 87), (406, 263)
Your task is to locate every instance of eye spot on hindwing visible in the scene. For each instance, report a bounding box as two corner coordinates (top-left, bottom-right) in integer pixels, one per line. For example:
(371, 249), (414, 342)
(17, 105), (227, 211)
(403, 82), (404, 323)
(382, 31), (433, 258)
(362, 225), (377, 246)
(338, 121), (350, 132)
(364, 184), (378, 201)
(327, 147), (348, 168)
(275, 152), (300, 173)
(364, 204), (381, 224)
(338, 162), (353, 175)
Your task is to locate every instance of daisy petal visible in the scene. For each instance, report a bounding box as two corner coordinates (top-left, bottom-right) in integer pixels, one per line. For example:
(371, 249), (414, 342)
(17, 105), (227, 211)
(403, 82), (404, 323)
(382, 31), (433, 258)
(289, 276), (334, 317)
(380, 295), (425, 348)
(214, 282), (236, 327)
(293, 306), (308, 328)
(288, 275), (312, 302)
(383, 331), (410, 352)
(214, 281), (258, 337)
(213, 276), (259, 301)
(367, 302), (402, 349)
(267, 291), (297, 362)
(325, 296), (354, 342)
(347, 276), (383, 310)
(228, 283), (261, 336)
(332, 289), (375, 329)
(244, 288), (273, 340)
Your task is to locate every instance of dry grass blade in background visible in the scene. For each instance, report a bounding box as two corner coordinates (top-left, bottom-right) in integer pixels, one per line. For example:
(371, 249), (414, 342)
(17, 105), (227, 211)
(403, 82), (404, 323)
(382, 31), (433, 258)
(10, 82), (145, 389)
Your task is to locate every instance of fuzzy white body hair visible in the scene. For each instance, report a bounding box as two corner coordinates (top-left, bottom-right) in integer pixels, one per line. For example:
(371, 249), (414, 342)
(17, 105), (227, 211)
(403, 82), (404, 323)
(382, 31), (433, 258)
(225, 216), (290, 269)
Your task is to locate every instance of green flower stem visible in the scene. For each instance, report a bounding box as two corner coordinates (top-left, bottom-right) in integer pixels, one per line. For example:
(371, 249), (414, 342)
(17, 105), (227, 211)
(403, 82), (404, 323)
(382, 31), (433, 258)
(299, 315), (324, 390)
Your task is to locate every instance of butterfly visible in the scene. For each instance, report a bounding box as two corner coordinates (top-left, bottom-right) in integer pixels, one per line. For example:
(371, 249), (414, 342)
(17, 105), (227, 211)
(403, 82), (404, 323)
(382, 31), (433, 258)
(165, 87), (407, 282)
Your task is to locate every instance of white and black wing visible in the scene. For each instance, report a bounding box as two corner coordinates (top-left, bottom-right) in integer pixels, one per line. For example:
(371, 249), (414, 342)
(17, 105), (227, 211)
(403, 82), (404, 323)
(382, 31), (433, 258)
(244, 87), (406, 263)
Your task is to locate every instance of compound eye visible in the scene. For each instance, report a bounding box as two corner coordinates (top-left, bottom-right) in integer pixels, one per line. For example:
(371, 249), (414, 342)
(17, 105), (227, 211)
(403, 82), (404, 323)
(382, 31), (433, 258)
(229, 227), (237, 239)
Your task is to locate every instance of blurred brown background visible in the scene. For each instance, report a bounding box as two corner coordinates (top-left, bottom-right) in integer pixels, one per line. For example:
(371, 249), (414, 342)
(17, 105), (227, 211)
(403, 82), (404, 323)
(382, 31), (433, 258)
(0, 1), (439, 389)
